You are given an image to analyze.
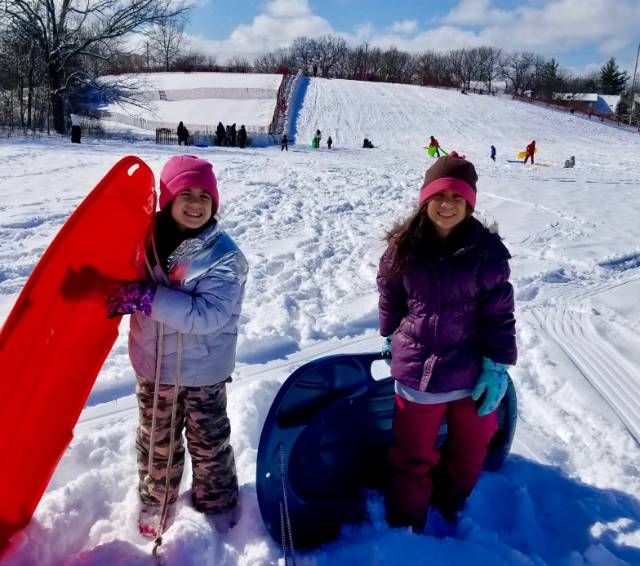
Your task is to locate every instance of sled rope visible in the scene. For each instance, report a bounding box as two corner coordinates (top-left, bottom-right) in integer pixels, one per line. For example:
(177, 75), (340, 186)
(146, 323), (165, 481)
(152, 333), (183, 556)
(279, 443), (297, 566)
(279, 502), (288, 561)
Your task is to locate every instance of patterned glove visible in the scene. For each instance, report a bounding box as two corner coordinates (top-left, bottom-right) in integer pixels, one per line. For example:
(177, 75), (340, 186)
(471, 357), (509, 417)
(381, 336), (392, 366)
(106, 281), (156, 318)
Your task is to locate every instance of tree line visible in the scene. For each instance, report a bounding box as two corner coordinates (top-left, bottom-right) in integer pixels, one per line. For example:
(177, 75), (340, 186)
(254, 37), (632, 111)
(0, 2), (636, 136)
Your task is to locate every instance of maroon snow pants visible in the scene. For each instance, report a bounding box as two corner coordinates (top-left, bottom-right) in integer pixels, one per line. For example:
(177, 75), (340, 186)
(386, 395), (498, 530)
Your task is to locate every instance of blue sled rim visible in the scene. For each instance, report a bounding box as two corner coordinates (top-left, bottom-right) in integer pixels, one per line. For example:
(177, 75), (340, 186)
(256, 352), (517, 549)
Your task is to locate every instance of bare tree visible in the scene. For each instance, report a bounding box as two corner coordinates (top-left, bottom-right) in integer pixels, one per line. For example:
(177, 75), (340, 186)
(314, 35), (347, 78)
(500, 51), (537, 96)
(290, 36), (317, 74)
(173, 50), (215, 71)
(226, 56), (252, 73)
(254, 48), (296, 74)
(4, 0), (190, 134)
(333, 43), (364, 80)
(477, 46), (502, 93)
(414, 51), (452, 86)
(447, 48), (485, 90)
(446, 49), (466, 88)
(144, 15), (186, 72)
(378, 47), (415, 83)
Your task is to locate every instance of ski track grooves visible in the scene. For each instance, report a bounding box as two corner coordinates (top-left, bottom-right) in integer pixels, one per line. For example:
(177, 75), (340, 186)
(533, 303), (640, 446)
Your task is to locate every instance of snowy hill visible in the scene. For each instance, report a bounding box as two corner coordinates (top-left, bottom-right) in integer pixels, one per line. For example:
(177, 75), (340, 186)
(100, 72), (283, 133)
(1, 77), (640, 564)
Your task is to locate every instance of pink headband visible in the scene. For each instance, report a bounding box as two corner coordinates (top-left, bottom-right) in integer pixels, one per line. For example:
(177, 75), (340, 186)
(419, 177), (476, 209)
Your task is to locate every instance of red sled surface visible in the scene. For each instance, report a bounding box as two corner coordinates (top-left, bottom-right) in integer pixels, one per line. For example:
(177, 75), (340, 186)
(0, 155), (155, 549)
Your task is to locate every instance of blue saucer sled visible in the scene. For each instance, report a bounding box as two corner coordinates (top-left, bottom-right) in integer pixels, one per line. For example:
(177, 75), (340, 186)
(256, 353), (517, 549)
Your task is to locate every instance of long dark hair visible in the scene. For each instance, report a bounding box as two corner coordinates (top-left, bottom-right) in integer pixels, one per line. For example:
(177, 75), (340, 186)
(384, 202), (472, 275)
(149, 207), (216, 271)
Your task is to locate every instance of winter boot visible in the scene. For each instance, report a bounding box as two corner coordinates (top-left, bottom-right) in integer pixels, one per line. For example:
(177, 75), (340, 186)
(138, 504), (176, 539)
(209, 501), (242, 534)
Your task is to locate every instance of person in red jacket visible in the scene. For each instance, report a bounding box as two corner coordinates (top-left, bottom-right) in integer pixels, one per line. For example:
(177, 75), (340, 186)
(524, 140), (536, 164)
(428, 136), (440, 157)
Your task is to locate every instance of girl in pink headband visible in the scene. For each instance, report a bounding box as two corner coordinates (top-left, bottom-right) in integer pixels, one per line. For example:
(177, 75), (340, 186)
(377, 152), (517, 534)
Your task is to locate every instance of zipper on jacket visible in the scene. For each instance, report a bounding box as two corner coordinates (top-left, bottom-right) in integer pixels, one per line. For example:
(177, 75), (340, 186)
(419, 354), (437, 391)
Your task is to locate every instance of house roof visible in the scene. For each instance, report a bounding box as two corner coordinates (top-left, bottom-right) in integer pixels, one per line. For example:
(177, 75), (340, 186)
(553, 93), (598, 102)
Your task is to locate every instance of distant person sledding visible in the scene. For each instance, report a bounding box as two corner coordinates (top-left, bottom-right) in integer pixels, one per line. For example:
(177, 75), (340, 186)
(518, 140), (536, 164)
(563, 155), (575, 169)
(425, 136), (448, 158)
(312, 129), (322, 148)
(363, 138), (375, 148)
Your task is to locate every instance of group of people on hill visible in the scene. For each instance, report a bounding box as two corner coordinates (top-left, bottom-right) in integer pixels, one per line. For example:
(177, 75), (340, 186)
(215, 122), (248, 148)
(178, 121), (248, 148)
(94, 148), (516, 543)
(430, 136), (559, 167)
(310, 129), (333, 149)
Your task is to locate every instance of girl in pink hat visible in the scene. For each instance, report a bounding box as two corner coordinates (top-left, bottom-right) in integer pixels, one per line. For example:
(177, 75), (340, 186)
(107, 155), (248, 541)
(377, 153), (517, 534)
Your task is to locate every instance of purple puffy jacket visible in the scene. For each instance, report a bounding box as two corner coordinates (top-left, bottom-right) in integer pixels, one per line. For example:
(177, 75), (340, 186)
(377, 217), (517, 393)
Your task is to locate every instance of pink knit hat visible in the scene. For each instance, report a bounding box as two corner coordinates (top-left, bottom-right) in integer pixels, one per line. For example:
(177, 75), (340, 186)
(159, 155), (219, 212)
(419, 151), (477, 209)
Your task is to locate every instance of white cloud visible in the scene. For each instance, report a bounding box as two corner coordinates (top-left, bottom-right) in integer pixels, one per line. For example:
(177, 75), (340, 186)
(442, 0), (640, 56)
(187, 0), (333, 61)
(352, 22), (375, 42)
(388, 20), (418, 35)
(443, 0), (512, 26)
(370, 26), (482, 53)
(184, 0), (640, 69)
(265, 0), (312, 18)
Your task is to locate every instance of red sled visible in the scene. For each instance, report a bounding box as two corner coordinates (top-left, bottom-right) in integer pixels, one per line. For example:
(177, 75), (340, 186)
(0, 156), (155, 550)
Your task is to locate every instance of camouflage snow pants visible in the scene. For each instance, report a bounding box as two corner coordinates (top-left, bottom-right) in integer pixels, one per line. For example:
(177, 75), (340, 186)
(136, 379), (239, 514)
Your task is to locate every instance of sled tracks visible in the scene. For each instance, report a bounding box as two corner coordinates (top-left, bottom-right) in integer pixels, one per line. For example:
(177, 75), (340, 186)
(531, 299), (640, 446)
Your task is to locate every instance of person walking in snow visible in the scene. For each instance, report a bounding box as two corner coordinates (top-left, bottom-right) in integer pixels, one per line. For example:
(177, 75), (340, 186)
(428, 136), (440, 157)
(107, 155), (247, 540)
(490, 145), (496, 162)
(377, 152), (517, 534)
(524, 140), (536, 164)
(313, 129), (322, 149)
(327, 136), (333, 149)
(237, 125), (248, 149)
(281, 134), (289, 151)
(230, 124), (237, 147)
(177, 121), (188, 146)
(216, 122), (226, 146)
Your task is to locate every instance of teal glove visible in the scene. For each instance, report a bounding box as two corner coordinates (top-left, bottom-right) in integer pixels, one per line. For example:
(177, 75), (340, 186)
(381, 336), (392, 366)
(471, 357), (509, 416)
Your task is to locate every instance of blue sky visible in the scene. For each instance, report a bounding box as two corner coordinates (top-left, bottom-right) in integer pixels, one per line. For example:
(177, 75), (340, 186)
(184, 0), (640, 75)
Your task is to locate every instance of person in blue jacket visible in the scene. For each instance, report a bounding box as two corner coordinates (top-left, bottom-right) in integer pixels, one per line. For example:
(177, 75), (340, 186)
(108, 155), (248, 539)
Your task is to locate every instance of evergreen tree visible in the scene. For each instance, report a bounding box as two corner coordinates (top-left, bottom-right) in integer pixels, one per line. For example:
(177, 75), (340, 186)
(600, 57), (628, 94)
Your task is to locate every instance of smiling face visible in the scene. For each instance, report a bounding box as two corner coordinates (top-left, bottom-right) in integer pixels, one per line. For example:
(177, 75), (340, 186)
(426, 189), (468, 239)
(170, 187), (213, 231)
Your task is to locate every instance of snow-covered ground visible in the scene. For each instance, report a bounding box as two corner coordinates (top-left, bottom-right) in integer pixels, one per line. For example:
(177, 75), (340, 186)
(1, 77), (640, 565)
(101, 72), (283, 131)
